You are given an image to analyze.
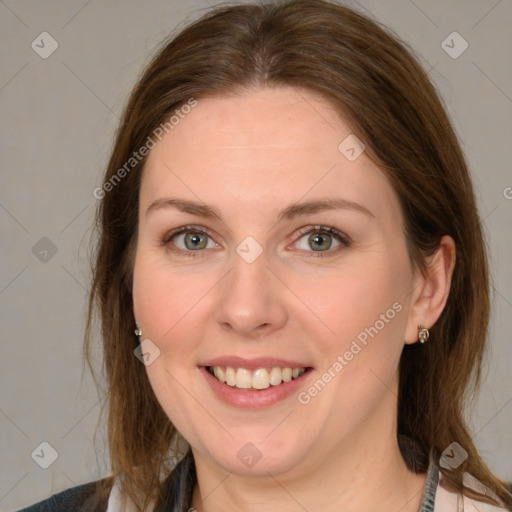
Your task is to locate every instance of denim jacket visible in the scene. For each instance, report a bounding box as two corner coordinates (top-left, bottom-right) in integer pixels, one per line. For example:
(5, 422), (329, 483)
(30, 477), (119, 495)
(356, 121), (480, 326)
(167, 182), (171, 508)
(17, 452), (510, 512)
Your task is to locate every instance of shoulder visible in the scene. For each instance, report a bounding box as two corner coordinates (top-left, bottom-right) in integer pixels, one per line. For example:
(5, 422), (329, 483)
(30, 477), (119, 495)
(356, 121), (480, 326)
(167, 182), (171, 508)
(435, 474), (511, 512)
(17, 477), (113, 512)
(462, 495), (511, 512)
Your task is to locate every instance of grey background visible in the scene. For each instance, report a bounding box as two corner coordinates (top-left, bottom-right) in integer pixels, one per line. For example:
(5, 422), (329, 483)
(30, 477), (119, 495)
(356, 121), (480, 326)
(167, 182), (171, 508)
(1, 0), (511, 510)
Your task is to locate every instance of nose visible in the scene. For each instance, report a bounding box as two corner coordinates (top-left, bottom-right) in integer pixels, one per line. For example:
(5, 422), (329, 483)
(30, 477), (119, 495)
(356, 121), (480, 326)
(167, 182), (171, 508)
(214, 248), (288, 340)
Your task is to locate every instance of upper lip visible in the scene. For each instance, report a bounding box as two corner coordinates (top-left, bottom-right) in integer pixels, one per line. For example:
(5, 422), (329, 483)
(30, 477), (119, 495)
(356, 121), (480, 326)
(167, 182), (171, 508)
(201, 356), (312, 371)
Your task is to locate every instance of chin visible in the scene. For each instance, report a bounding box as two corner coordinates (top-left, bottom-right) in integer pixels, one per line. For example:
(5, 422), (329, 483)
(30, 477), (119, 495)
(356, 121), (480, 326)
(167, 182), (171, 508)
(210, 446), (303, 477)
(192, 427), (314, 478)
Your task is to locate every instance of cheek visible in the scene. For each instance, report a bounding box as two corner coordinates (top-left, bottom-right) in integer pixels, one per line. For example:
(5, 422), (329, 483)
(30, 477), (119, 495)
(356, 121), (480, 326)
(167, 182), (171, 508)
(297, 256), (408, 429)
(315, 254), (409, 353)
(132, 249), (212, 345)
(301, 252), (411, 425)
(132, 252), (212, 442)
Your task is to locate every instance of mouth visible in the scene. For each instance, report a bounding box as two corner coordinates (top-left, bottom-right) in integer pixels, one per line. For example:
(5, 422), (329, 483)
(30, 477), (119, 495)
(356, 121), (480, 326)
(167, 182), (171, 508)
(205, 365), (311, 390)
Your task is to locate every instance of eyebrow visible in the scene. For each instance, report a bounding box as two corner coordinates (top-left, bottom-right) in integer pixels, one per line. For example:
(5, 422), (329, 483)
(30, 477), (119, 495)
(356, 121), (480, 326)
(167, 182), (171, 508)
(145, 197), (375, 221)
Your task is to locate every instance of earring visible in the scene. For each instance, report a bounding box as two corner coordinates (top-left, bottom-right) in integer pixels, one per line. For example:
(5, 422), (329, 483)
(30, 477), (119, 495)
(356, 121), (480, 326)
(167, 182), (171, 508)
(134, 327), (142, 337)
(418, 327), (429, 344)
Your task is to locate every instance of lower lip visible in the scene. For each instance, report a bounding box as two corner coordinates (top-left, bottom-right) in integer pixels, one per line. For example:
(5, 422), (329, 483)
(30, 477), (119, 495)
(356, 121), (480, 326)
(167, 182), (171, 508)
(200, 367), (312, 409)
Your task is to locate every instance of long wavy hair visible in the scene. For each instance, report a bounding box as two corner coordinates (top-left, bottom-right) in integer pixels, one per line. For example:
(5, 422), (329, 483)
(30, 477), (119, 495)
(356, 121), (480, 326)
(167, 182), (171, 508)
(85, 0), (512, 509)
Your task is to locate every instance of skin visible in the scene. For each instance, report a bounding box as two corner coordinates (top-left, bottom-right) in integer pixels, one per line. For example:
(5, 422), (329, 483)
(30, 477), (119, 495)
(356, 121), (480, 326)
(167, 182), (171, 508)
(132, 85), (456, 512)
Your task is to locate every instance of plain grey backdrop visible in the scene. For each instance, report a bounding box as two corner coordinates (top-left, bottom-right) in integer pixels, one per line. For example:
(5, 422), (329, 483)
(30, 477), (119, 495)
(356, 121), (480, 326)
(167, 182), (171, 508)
(1, 0), (511, 510)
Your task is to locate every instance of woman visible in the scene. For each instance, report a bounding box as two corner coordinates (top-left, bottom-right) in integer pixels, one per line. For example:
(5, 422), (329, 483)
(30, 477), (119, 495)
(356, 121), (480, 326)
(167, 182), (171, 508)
(19, 0), (512, 510)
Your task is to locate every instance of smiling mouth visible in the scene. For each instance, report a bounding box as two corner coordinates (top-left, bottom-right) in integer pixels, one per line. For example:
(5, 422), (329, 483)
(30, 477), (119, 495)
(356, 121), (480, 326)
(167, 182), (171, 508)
(206, 366), (311, 390)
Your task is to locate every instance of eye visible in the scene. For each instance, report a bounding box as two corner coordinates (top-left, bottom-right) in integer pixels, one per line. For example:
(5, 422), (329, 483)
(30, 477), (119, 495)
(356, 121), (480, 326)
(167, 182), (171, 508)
(292, 225), (350, 258)
(161, 226), (219, 257)
(160, 224), (350, 258)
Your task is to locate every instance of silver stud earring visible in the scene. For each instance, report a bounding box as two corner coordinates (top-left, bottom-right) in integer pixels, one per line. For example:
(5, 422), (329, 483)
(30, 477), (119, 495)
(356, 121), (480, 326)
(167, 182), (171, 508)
(134, 327), (142, 337)
(418, 327), (429, 344)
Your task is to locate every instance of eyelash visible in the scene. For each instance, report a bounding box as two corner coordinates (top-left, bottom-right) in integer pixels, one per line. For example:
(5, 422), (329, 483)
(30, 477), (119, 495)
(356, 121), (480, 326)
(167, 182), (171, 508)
(160, 224), (350, 259)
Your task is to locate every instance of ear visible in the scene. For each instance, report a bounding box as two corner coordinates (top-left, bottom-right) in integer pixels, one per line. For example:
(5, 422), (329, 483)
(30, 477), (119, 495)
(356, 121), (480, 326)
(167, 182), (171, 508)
(404, 235), (456, 344)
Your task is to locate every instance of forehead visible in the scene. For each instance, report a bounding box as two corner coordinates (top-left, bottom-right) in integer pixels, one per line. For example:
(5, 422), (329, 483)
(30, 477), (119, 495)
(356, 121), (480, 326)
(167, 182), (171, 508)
(140, 86), (402, 227)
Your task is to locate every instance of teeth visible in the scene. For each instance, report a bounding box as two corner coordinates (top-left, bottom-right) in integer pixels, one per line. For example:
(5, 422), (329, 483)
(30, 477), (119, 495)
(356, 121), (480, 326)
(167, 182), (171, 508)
(210, 366), (306, 389)
(225, 367), (236, 386)
(252, 369), (270, 390)
(213, 366), (225, 383)
(269, 367), (282, 386)
(235, 368), (252, 389)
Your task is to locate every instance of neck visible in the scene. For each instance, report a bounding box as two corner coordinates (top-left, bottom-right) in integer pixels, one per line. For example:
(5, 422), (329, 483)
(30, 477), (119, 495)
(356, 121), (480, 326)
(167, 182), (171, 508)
(190, 380), (427, 512)
(191, 446), (426, 512)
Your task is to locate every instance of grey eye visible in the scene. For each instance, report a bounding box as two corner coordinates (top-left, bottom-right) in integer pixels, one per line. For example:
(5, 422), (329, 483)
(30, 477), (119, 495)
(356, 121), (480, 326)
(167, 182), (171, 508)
(295, 231), (341, 252)
(174, 231), (213, 251)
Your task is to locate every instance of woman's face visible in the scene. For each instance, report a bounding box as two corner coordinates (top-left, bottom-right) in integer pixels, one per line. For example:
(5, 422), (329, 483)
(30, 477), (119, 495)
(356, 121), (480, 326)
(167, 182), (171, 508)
(132, 86), (423, 478)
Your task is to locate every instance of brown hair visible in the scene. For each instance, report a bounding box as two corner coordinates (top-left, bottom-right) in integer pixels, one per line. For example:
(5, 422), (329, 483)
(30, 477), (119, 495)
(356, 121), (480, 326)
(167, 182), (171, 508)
(85, 0), (512, 509)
